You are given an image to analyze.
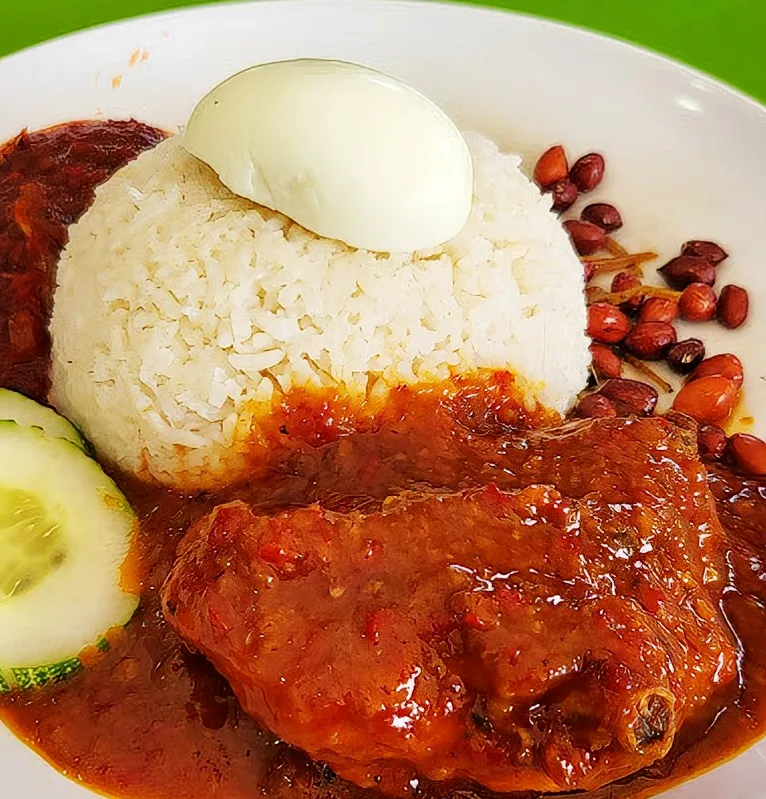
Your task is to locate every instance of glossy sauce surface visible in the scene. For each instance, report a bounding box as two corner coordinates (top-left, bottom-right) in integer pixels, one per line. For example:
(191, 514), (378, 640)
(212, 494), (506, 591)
(159, 416), (738, 796)
(0, 122), (765, 799)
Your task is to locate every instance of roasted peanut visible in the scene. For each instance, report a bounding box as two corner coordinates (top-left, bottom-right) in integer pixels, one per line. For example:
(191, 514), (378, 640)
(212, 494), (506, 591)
(624, 322), (677, 360)
(581, 203), (622, 232)
(717, 285), (749, 329)
(728, 434), (766, 476)
(679, 283), (717, 321)
(697, 424), (727, 460)
(534, 145), (568, 189)
(640, 297), (678, 324)
(563, 219), (606, 255)
(690, 353), (744, 387)
(659, 256), (716, 289)
(587, 303), (631, 343)
(599, 378), (659, 416)
(549, 179), (578, 213)
(576, 393), (617, 418)
(611, 271), (643, 311)
(590, 343), (622, 379)
(681, 240), (728, 265)
(672, 376), (739, 424)
(570, 153), (605, 192)
(666, 339), (705, 374)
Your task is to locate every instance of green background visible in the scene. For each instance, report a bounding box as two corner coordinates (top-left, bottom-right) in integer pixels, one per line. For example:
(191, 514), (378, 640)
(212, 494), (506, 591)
(1, 0), (765, 103)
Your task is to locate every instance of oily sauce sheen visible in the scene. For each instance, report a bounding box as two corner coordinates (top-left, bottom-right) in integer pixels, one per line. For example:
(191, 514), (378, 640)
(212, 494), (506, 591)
(1, 122), (766, 799)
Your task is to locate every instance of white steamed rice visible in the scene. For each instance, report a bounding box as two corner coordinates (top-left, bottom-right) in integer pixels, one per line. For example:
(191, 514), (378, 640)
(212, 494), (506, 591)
(50, 133), (589, 488)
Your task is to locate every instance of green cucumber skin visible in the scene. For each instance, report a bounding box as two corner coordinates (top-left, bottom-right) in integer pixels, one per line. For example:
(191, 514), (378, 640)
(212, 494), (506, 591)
(0, 659), (82, 693)
(0, 636), (112, 693)
(11, 658), (82, 690)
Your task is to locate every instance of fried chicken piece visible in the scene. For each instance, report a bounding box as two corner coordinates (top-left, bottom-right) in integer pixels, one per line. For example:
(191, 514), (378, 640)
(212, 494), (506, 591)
(162, 416), (736, 795)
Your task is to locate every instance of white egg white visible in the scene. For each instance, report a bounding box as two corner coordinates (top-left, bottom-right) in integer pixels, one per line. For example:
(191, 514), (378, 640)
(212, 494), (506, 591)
(184, 59), (473, 252)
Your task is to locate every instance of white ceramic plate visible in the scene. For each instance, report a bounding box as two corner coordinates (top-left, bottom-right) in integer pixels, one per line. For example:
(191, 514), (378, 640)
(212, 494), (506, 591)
(2, 1), (766, 796)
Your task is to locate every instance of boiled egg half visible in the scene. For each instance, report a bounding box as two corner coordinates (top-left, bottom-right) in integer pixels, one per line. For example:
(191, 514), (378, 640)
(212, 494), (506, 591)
(184, 59), (473, 252)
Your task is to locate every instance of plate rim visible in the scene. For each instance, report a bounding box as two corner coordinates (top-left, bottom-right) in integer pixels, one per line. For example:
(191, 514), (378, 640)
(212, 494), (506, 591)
(2, 0), (766, 122)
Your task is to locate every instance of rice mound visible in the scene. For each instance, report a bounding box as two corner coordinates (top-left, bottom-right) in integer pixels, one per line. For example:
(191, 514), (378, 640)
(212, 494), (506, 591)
(50, 134), (589, 489)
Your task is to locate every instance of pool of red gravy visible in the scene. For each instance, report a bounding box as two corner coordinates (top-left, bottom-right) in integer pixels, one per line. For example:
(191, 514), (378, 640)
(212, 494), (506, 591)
(1, 121), (766, 799)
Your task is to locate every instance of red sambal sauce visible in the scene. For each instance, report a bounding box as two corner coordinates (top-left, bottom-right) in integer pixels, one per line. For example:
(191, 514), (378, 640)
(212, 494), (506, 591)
(0, 120), (165, 399)
(0, 121), (766, 799)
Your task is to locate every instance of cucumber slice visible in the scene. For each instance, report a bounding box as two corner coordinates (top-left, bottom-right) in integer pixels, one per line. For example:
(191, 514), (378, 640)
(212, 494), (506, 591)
(0, 421), (138, 685)
(0, 389), (85, 450)
(10, 658), (82, 690)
